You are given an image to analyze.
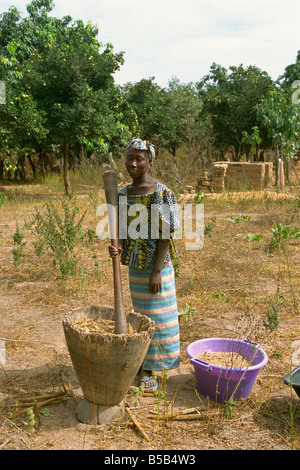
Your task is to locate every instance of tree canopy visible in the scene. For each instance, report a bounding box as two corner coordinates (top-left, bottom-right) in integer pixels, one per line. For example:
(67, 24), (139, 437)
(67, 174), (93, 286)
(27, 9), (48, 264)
(0, 0), (127, 194)
(197, 63), (275, 160)
(0, 1), (300, 192)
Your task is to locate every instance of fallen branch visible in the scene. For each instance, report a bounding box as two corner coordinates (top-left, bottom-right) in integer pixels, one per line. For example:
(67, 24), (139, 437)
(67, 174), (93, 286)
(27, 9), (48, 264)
(170, 409), (219, 421)
(0, 337), (51, 347)
(147, 406), (217, 421)
(60, 371), (75, 397)
(11, 391), (69, 415)
(169, 414), (206, 421)
(0, 439), (11, 450)
(125, 406), (150, 442)
(16, 391), (66, 403)
(13, 399), (68, 416)
(166, 390), (178, 415)
(169, 406), (203, 418)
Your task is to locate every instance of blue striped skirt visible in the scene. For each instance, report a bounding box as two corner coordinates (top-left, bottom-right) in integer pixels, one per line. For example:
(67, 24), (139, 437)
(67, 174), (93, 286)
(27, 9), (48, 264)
(129, 262), (180, 371)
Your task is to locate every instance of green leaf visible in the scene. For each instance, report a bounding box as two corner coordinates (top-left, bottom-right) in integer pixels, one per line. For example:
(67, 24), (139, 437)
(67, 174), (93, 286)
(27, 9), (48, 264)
(40, 407), (50, 417)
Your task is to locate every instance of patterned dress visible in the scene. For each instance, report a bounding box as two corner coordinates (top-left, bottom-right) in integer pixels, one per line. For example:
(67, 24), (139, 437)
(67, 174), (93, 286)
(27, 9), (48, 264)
(118, 183), (181, 371)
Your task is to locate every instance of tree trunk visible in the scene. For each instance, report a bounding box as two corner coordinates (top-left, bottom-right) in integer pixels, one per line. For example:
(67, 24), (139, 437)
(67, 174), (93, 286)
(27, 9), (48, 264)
(38, 153), (46, 179)
(278, 158), (285, 189)
(292, 159), (300, 184)
(274, 145), (279, 186)
(286, 157), (290, 185)
(62, 142), (72, 197)
(27, 154), (36, 179)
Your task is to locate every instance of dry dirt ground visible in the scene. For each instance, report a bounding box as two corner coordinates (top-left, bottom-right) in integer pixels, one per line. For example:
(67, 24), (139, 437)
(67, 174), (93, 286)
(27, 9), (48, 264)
(0, 182), (299, 451)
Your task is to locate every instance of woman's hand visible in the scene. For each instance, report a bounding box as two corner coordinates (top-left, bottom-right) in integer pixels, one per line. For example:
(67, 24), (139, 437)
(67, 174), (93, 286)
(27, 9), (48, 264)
(148, 239), (170, 294)
(149, 269), (162, 294)
(108, 245), (122, 258)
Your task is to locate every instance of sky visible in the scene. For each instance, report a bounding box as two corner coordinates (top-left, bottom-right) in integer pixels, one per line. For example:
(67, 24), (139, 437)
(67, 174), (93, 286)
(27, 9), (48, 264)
(1, 0), (300, 88)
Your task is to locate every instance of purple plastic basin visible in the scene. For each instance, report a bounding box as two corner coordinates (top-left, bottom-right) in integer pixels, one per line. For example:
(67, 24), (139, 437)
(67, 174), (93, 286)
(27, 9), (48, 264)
(186, 338), (268, 402)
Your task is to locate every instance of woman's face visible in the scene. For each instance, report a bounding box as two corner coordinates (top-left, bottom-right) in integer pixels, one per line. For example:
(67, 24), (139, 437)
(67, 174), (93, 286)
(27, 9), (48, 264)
(125, 149), (150, 178)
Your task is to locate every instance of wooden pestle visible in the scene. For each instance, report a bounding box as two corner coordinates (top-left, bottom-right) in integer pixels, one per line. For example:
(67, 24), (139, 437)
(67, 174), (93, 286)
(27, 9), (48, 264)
(103, 170), (127, 334)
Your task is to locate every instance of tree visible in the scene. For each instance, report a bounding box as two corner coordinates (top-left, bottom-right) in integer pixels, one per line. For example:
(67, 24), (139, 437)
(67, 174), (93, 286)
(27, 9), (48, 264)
(0, 1), (127, 193)
(161, 77), (204, 157)
(197, 63), (274, 160)
(0, 3), (49, 176)
(256, 89), (300, 184)
(241, 126), (262, 161)
(24, 21), (125, 195)
(121, 77), (167, 151)
(162, 77), (211, 162)
(121, 76), (212, 162)
(0, 86), (47, 171)
(278, 50), (300, 89)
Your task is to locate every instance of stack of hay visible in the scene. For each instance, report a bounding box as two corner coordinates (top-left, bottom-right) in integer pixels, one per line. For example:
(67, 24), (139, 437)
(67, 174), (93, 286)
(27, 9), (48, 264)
(210, 164), (228, 192)
(184, 185), (196, 194)
(264, 162), (273, 187)
(196, 171), (211, 192)
(224, 162), (265, 190)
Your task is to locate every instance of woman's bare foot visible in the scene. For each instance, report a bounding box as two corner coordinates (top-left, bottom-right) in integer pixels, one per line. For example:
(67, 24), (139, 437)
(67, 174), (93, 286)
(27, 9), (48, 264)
(140, 369), (157, 390)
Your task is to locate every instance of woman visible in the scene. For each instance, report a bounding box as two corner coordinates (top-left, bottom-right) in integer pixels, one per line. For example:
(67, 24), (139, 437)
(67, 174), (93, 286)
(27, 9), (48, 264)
(109, 138), (180, 390)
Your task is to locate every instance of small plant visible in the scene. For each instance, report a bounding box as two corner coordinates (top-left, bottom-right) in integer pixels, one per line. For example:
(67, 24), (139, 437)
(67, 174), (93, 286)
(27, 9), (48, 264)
(228, 215), (251, 223)
(213, 290), (232, 303)
(92, 253), (102, 281)
(26, 408), (35, 434)
(27, 197), (94, 279)
(244, 233), (262, 242)
(271, 351), (282, 358)
(182, 303), (196, 327)
(132, 386), (144, 407)
(194, 191), (206, 204)
(270, 221), (300, 250)
(235, 232), (262, 242)
(223, 399), (238, 418)
(263, 301), (279, 332)
(26, 408), (35, 449)
(12, 223), (26, 266)
(204, 217), (216, 238)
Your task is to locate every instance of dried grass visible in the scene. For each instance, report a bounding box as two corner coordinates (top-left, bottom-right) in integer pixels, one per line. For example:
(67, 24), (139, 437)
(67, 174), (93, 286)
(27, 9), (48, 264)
(0, 177), (299, 449)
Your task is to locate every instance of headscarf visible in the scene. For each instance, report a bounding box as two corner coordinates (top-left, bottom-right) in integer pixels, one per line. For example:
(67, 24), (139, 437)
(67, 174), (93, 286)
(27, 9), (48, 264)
(126, 137), (156, 162)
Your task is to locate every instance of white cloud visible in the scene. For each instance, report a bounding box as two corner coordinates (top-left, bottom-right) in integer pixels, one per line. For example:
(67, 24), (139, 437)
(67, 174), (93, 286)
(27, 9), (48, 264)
(1, 0), (300, 86)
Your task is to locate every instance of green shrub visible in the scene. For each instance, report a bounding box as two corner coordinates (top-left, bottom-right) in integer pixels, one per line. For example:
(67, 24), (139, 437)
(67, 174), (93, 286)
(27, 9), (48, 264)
(12, 223), (26, 266)
(270, 221), (300, 250)
(27, 197), (95, 279)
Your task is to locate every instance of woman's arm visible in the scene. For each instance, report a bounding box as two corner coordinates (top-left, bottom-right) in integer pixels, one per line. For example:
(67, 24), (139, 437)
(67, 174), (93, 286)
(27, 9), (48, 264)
(149, 239), (170, 294)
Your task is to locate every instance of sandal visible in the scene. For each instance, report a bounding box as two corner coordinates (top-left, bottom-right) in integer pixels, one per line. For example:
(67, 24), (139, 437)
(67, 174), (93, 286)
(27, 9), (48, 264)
(140, 376), (158, 391)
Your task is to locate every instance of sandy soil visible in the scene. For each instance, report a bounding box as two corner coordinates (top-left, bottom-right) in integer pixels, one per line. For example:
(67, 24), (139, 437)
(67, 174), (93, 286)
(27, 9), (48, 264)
(0, 185), (299, 451)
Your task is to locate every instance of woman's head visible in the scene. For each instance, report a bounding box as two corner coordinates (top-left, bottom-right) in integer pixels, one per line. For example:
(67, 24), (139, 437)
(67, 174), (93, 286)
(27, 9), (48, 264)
(126, 138), (155, 163)
(125, 138), (155, 179)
